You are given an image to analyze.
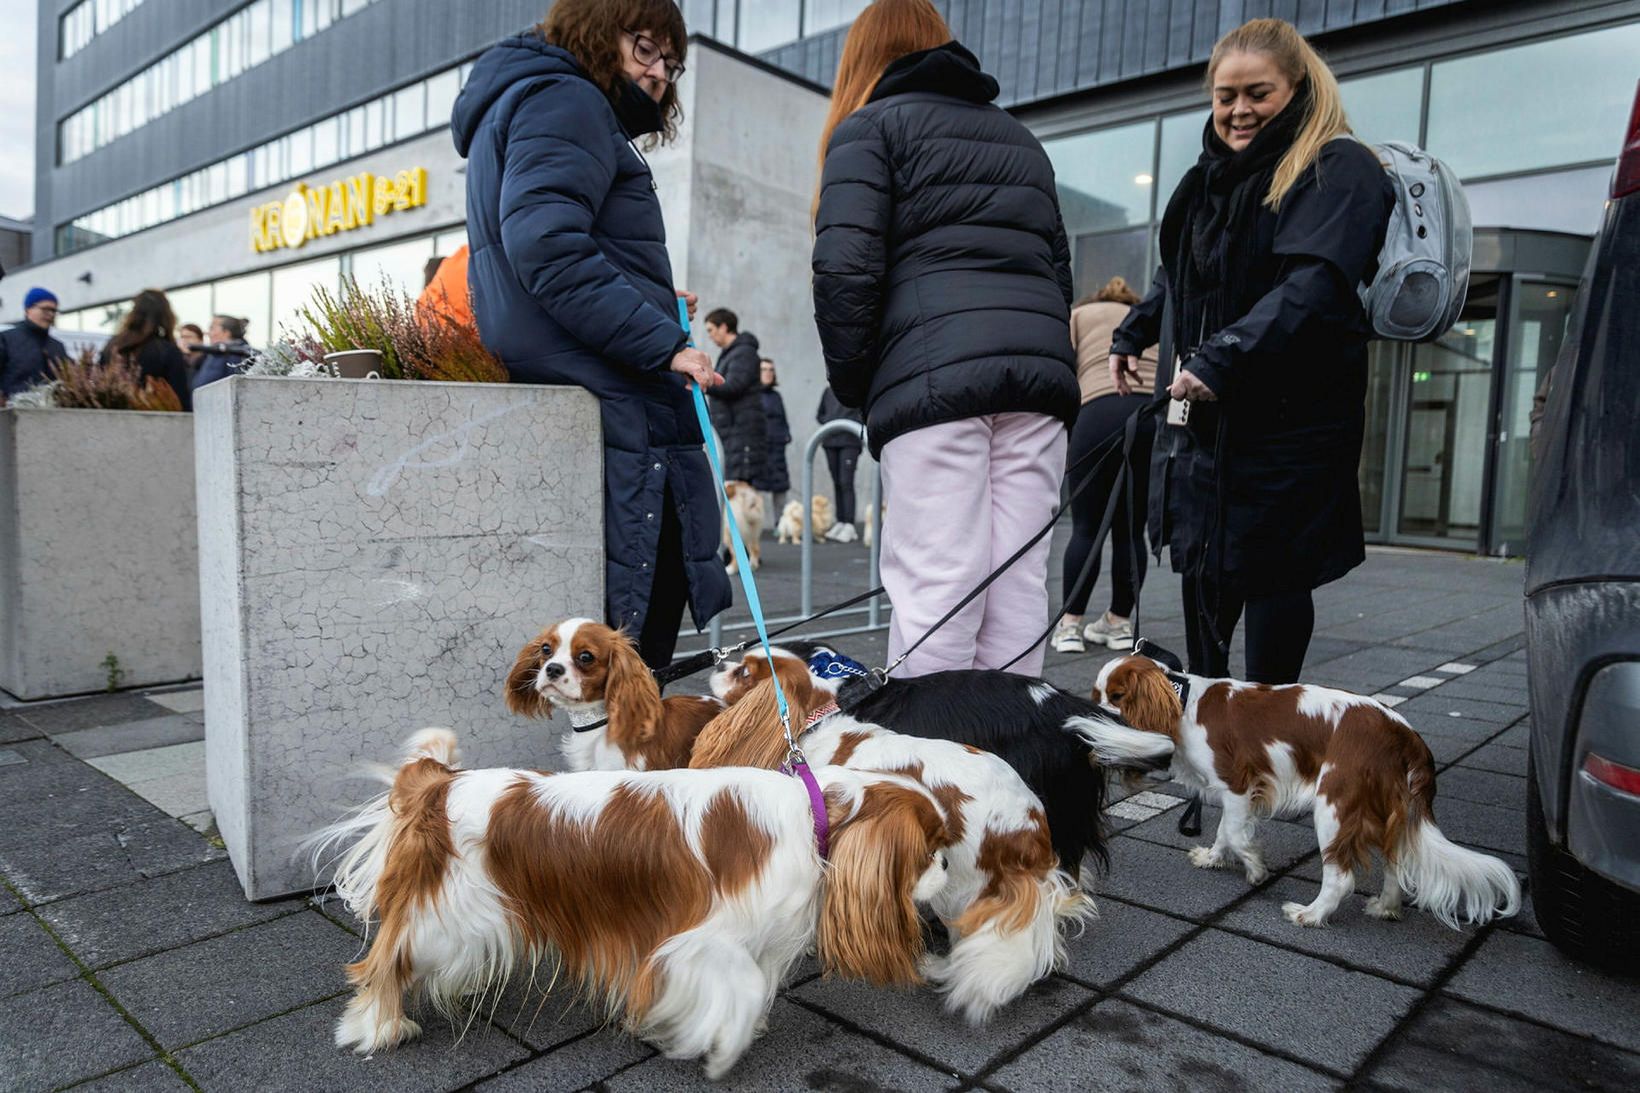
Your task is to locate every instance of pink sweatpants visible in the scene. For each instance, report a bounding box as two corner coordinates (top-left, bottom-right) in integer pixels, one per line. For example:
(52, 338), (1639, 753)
(881, 412), (1068, 678)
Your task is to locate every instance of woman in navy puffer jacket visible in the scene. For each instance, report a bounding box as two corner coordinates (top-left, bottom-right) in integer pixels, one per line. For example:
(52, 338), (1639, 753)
(453, 1), (728, 668)
(812, 0), (1078, 678)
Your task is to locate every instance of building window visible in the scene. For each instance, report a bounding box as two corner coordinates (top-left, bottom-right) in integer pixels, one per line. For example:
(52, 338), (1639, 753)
(1339, 68), (1424, 147)
(739, 0), (801, 53)
(1043, 121), (1159, 295)
(804, 0), (871, 38)
(1427, 22), (1640, 180)
(59, 0), (147, 61)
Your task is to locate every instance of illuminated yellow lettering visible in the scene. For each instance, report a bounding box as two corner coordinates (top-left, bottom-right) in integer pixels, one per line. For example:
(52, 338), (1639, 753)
(347, 174), (373, 227)
(305, 185), (327, 239)
(250, 205), (266, 252)
(373, 175), (393, 218)
(326, 180), (349, 233)
(406, 166), (427, 209)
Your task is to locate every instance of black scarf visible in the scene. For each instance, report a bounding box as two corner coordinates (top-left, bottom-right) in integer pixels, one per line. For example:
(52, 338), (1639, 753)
(613, 79), (664, 139)
(1160, 80), (1312, 337)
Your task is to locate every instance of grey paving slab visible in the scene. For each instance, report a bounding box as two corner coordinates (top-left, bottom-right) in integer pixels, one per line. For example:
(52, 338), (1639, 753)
(988, 997), (1336, 1092)
(1455, 740), (1529, 777)
(123, 764), (211, 819)
(1422, 731), (1484, 767)
(98, 911), (360, 1048)
(53, 714), (206, 760)
(39, 860), (303, 969)
(0, 806), (225, 905)
(1124, 929), (1420, 1074)
(1435, 766), (1527, 811)
(1098, 835), (1265, 921)
(1403, 710), (1512, 744)
(14, 693), (174, 735)
(1422, 796), (1525, 857)
(1, 883), (21, 915)
(1215, 876), (1473, 986)
(0, 712), (43, 744)
(1122, 803), (1322, 875)
(1397, 692), (1529, 725)
(145, 688), (205, 715)
(68, 1059), (194, 1092)
(604, 998), (959, 1092)
(489, 972), (610, 1051)
(0, 978), (154, 1091)
(0, 911), (81, 998)
(474, 1030), (654, 1092)
(792, 970), (1093, 1074)
(1444, 931), (1640, 1053)
(1363, 995), (1640, 1092)
(1060, 896), (1196, 989)
(1418, 676), (1530, 705)
(176, 995), (532, 1093)
(87, 740), (206, 785)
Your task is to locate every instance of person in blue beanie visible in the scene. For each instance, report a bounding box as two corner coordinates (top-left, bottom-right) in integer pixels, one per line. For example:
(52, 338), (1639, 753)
(1, 288), (68, 399)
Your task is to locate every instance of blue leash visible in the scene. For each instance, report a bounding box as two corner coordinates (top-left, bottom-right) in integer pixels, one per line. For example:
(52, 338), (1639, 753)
(678, 302), (822, 816)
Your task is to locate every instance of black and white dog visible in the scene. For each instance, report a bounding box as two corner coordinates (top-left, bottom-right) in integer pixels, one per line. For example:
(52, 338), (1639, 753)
(709, 642), (1172, 877)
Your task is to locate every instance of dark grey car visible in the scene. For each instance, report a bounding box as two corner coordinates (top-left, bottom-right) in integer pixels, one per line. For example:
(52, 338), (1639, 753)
(1523, 80), (1640, 973)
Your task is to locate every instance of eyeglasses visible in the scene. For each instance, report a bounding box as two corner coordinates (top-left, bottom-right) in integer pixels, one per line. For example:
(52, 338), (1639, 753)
(624, 30), (685, 83)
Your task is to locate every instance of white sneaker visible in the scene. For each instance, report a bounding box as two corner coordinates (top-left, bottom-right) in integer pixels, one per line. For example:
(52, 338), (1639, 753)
(830, 523), (859, 543)
(1051, 619), (1085, 654)
(1085, 612), (1134, 650)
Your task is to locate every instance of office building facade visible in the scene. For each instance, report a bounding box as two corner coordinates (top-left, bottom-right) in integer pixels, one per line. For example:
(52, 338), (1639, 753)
(20, 0), (1639, 556)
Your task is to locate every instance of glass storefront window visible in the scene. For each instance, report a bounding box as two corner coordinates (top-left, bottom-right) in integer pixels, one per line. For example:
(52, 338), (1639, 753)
(739, 0), (800, 52)
(1044, 120), (1157, 237)
(1156, 110), (1202, 218)
(271, 256), (341, 340)
(350, 235), (436, 300)
(1492, 280), (1576, 553)
(166, 284), (213, 336)
(393, 83), (426, 143)
(425, 70), (460, 135)
(211, 272), (272, 348)
(1428, 23), (1640, 179)
(1072, 227), (1150, 302)
(715, 0), (738, 42)
(434, 228), (469, 258)
(1340, 68), (1424, 146)
(805, 0), (870, 37)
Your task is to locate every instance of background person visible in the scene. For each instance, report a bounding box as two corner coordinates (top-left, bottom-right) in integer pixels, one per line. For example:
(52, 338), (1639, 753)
(1110, 18), (1394, 684)
(100, 289), (192, 410)
(191, 314), (253, 393)
(812, 0), (1079, 676)
(702, 308), (767, 487)
(176, 322), (205, 387)
(815, 385), (863, 543)
(754, 358), (791, 519)
(1051, 276), (1158, 654)
(452, 0), (727, 669)
(1, 287), (67, 399)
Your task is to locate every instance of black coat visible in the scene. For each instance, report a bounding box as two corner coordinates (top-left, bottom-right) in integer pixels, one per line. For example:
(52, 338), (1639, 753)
(191, 340), (253, 393)
(816, 387), (863, 453)
(1113, 138), (1394, 596)
(452, 32), (730, 634)
(0, 321), (67, 398)
(811, 42), (1078, 458)
(102, 338), (192, 411)
(754, 387), (791, 494)
(705, 331), (767, 483)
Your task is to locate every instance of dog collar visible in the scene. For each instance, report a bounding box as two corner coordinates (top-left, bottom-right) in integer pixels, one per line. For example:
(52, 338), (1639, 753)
(566, 706), (608, 734)
(1164, 672), (1191, 707)
(803, 702), (840, 733)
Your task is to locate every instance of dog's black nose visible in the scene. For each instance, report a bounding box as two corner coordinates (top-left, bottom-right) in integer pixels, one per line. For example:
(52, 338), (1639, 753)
(542, 662), (566, 680)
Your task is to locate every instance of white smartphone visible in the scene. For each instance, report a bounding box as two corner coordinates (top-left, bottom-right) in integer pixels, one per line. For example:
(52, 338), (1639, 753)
(1166, 398), (1191, 427)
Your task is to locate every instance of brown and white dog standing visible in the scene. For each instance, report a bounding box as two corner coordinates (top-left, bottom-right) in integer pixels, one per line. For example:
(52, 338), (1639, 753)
(775, 500), (805, 544)
(809, 494), (835, 542)
(506, 619), (723, 772)
(722, 481), (764, 572)
(1089, 656), (1520, 929)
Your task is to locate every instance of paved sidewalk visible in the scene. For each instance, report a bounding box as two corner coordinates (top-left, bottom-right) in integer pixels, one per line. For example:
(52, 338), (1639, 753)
(3, 542), (1639, 1091)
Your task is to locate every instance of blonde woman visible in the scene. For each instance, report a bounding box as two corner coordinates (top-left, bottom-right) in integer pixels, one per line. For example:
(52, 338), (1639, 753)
(1051, 276), (1158, 654)
(812, 0), (1078, 678)
(1110, 18), (1393, 683)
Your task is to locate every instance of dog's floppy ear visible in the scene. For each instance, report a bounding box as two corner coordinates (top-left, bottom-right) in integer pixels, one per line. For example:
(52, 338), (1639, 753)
(1111, 658), (1182, 738)
(819, 783), (944, 986)
(690, 680), (791, 769)
(505, 636), (551, 719)
(604, 630), (665, 742)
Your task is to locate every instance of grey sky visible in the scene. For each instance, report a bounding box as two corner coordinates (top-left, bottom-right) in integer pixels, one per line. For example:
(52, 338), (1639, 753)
(0, 0), (38, 220)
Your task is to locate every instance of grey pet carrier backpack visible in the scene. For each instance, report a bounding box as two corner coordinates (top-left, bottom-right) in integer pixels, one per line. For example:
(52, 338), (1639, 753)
(1353, 139), (1473, 342)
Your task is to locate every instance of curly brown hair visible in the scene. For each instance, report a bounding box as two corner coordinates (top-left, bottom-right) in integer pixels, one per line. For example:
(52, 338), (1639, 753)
(539, 0), (688, 144)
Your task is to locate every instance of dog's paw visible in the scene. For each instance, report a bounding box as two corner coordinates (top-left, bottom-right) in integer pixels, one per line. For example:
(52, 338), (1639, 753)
(1282, 901), (1329, 928)
(1188, 846), (1224, 870)
(1241, 855), (1269, 884)
(1364, 896), (1403, 921)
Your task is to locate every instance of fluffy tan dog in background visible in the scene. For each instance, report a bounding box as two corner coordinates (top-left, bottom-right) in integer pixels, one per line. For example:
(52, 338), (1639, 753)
(723, 481), (765, 573)
(776, 500), (805, 544)
(810, 495), (835, 542)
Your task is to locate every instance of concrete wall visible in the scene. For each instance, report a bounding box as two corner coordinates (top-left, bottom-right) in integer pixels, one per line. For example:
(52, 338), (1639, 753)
(656, 43), (876, 525)
(0, 408), (201, 700)
(195, 377), (603, 900)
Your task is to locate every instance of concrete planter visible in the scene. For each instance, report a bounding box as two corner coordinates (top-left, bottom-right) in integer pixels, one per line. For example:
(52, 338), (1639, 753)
(0, 407), (200, 700)
(195, 377), (603, 899)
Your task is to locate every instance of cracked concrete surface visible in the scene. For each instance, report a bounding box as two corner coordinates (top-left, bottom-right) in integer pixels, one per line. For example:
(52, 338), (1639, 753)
(194, 379), (603, 898)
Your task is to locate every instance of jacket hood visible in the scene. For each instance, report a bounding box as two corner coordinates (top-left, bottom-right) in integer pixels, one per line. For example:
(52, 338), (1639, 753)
(728, 331), (759, 352)
(453, 33), (605, 156)
(870, 41), (998, 105)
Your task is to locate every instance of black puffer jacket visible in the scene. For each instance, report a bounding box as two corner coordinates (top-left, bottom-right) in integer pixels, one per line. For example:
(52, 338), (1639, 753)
(706, 331), (767, 482)
(812, 41), (1078, 458)
(0, 321), (67, 398)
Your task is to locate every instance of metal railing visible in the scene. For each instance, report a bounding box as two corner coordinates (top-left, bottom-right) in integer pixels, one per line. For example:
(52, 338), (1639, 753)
(683, 419), (888, 655)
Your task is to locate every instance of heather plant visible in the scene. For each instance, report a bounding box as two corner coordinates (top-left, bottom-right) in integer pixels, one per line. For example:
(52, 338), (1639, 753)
(42, 350), (183, 411)
(292, 276), (506, 384)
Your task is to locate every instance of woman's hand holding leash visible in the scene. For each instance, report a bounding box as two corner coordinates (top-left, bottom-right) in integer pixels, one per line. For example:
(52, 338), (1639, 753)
(1110, 353), (1142, 397)
(1169, 368), (1217, 402)
(676, 289), (699, 324)
(671, 347), (720, 389)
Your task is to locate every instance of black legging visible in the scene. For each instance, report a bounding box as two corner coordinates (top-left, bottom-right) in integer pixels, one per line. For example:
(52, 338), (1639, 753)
(1061, 393), (1154, 617)
(825, 447), (860, 524)
(636, 487), (690, 671)
(1182, 575), (1315, 684)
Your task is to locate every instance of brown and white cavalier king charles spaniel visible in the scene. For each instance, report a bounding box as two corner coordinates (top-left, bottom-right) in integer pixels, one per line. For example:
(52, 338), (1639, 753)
(505, 618), (723, 772)
(1091, 655), (1520, 929)
(319, 729), (952, 1078)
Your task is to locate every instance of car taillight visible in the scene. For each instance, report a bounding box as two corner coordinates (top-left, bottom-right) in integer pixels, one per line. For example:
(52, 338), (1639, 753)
(1615, 79), (1640, 199)
(1584, 752), (1640, 795)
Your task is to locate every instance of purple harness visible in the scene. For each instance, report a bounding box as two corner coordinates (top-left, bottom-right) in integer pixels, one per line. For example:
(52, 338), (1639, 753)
(786, 702), (839, 858)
